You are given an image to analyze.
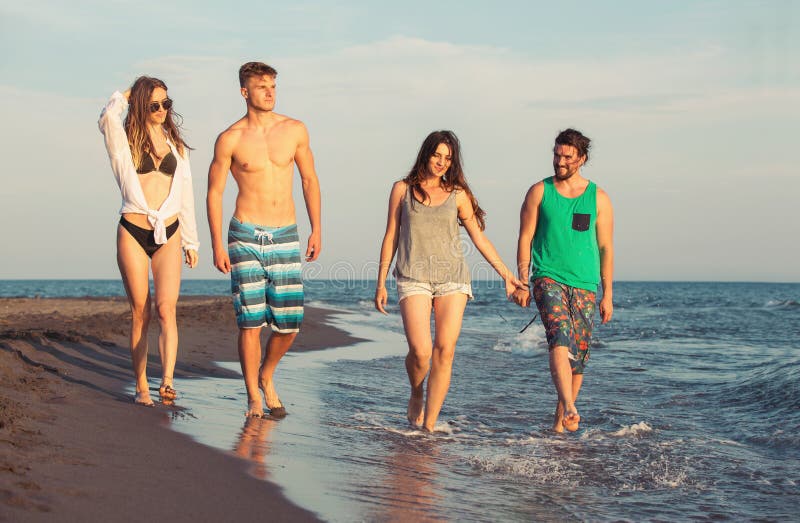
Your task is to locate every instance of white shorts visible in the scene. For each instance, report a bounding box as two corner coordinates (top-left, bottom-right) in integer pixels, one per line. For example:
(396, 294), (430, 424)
(396, 278), (473, 302)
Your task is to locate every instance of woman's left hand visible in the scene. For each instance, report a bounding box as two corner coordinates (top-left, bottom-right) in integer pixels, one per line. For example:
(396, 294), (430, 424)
(184, 249), (198, 268)
(504, 276), (524, 299)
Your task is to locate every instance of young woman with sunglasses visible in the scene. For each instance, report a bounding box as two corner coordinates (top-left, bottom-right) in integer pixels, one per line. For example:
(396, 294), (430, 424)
(99, 76), (200, 406)
(374, 130), (522, 432)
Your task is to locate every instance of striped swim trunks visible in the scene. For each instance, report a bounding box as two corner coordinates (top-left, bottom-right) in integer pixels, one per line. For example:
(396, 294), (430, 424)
(228, 217), (304, 333)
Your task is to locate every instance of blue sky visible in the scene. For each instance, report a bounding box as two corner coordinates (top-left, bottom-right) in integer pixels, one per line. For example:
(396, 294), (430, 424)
(1, 0), (798, 281)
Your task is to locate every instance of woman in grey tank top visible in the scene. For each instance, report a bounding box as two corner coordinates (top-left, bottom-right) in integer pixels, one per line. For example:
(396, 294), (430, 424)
(374, 131), (522, 432)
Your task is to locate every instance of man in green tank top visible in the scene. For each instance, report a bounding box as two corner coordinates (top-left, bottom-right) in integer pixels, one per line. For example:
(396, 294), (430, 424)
(512, 128), (614, 433)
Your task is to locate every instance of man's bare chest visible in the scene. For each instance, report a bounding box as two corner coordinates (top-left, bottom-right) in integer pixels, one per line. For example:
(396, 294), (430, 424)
(234, 136), (295, 172)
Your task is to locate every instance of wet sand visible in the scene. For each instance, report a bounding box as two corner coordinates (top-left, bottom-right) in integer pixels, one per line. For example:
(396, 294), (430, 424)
(0, 296), (363, 522)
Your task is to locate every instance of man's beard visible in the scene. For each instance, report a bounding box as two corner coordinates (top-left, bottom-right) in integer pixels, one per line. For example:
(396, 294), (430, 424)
(554, 166), (577, 180)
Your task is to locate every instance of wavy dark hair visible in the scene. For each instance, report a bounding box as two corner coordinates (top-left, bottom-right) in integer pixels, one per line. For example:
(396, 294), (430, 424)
(124, 76), (191, 168)
(403, 130), (486, 230)
(554, 128), (591, 164)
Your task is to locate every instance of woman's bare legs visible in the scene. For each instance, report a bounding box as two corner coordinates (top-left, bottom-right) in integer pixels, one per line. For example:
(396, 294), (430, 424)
(151, 228), (182, 401)
(424, 293), (467, 431)
(117, 225), (153, 406)
(399, 295), (433, 427)
(399, 292), (468, 431)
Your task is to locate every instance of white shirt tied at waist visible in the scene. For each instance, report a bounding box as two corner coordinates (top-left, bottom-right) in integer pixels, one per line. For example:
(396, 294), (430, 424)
(98, 91), (200, 251)
(146, 209), (170, 245)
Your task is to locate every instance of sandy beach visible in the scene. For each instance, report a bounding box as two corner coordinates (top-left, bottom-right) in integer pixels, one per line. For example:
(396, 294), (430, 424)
(0, 296), (363, 522)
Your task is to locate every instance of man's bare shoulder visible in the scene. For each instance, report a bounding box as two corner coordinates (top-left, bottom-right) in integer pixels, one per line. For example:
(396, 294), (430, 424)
(528, 180), (545, 198)
(596, 186), (613, 207)
(216, 118), (248, 143)
(270, 112), (302, 124)
(271, 113), (308, 136)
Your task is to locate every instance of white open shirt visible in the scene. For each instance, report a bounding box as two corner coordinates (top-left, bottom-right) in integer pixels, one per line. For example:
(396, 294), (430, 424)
(98, 91), (200, 251)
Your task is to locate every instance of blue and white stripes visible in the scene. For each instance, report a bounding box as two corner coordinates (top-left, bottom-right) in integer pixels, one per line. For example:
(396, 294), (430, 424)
(228, 218), (304, 332)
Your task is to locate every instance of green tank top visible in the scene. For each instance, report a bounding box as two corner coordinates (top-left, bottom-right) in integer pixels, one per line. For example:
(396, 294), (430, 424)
(531, 176), (600, 291)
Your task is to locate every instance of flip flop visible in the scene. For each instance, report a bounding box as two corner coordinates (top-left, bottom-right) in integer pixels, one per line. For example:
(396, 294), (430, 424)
(159, 385), (178, 401)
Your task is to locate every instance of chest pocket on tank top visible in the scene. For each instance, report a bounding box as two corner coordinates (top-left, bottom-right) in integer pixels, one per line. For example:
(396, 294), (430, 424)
(572, 213), (591, 232)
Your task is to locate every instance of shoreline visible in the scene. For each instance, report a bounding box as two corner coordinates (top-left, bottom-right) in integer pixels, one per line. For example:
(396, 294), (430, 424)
(0, 296), (365, 521)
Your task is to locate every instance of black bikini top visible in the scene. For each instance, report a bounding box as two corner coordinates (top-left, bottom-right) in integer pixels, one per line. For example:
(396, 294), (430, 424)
(136, 151), (177, 176)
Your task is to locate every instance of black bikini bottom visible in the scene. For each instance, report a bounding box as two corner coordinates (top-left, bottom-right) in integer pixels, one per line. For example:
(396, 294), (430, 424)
(119, 216), (180, 258)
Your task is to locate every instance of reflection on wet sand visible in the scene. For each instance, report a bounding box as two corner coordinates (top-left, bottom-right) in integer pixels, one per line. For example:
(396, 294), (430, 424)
(366, 436), (445, 521)
(233, 416), (276, 480)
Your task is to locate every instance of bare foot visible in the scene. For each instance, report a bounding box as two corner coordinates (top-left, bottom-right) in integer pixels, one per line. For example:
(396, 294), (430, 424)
(552, 414), (565, 433)
(563, 409), (581, 432)
(245, 397), (265, 418)
(552, 402), (565, 433)
(134, 391), (154, 407)
(407, 390), (424, 427)
(259, 379), (287, 418)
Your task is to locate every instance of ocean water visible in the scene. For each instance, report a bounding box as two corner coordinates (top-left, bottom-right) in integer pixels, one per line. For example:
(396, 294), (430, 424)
(3, 279), (799, 521)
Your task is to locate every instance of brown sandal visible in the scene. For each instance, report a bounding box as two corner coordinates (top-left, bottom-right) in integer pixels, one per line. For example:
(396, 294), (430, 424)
(159, 385), (178, 401)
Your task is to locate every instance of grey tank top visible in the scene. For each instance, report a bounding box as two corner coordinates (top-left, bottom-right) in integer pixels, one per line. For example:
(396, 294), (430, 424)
(393, 187), (470, 284)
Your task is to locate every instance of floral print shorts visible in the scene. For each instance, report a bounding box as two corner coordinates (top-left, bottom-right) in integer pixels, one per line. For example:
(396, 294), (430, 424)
(532, 277), (596, 374)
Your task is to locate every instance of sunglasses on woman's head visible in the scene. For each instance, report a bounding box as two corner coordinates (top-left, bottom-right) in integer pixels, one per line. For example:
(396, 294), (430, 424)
(148, 99), (173, 112)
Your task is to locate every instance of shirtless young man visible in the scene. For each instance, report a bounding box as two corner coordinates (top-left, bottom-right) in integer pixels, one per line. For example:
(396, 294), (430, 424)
(207, 62), (321, 418)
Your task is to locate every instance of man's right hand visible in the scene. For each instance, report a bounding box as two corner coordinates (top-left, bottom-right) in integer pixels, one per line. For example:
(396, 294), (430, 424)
(213, 249), (231, 274)
(511, 288), (531, 308)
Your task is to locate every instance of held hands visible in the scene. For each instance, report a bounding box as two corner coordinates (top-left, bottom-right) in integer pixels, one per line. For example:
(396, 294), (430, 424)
(510, 284), (531, 307)
(374, 286), (388, 315)
(504, 276), (525, 299)
(184, 249), (198, 268)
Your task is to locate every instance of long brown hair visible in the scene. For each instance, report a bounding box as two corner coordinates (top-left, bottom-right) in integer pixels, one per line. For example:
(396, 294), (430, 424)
(403, 130), (487, 230)
(124, 76), (191, 167)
